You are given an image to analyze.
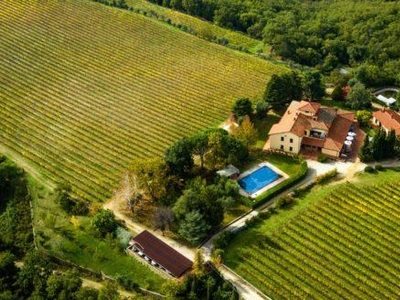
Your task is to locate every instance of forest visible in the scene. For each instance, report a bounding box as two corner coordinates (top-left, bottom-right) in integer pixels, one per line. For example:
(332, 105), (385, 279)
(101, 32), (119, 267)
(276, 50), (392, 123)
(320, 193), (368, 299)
(148, 0), (400, 86)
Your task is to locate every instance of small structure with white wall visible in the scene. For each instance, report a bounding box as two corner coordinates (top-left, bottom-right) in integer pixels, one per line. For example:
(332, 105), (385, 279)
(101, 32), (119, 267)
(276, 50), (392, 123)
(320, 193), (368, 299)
(217, 164), (240, 180)
(376, 94), (396, 106)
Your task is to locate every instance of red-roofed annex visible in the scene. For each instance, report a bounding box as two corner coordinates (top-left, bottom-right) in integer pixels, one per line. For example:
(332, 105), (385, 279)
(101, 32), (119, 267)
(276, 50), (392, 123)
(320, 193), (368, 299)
(372, 108), (400, 135)
(128, 230), (192, 278)
(266, 100), (356, 158)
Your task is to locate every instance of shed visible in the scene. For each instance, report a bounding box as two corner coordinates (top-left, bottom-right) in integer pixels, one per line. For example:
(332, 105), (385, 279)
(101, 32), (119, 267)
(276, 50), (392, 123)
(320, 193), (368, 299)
(377, 94), (396, 106)
(129, 230), (192, 278)
(216, 164), (240, 179)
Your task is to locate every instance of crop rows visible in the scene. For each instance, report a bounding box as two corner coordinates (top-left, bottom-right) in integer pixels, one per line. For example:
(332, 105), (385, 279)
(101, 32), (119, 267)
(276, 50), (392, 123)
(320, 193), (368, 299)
(230, 181), (400, 299)
(0, 0), (283, 201)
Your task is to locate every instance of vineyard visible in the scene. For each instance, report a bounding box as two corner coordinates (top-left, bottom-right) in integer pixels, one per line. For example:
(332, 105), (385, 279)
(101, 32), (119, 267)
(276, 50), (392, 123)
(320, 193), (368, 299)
(0, 0), (284, 201)
(225, 172), (400, 299)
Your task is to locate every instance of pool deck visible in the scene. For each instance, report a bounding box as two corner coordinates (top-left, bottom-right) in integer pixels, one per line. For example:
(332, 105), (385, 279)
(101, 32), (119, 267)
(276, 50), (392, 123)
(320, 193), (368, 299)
(238, 162), (289, 199)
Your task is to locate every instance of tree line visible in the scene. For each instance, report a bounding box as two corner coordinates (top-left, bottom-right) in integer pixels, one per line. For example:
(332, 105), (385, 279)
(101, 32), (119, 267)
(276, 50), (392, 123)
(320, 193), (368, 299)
(147, 0), (400, 87)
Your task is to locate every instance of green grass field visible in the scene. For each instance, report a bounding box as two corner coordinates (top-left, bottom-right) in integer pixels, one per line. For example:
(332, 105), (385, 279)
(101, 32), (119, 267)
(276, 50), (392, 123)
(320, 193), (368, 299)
(0, 0), (286, 201)
(225, 169), (400, 299)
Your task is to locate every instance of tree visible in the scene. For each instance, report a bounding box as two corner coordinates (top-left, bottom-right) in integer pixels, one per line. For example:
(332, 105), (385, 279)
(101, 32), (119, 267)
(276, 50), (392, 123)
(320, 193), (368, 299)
(372, 128), (386, 161)
(55, 184), (89, 216)
(331, 84), (345, 101)
(302, 70), (325, 101)
(173, 183), (224, 230)
(55, 184), (74, 213)
(190, 132), (209, 170)
(16, 251), (52, 299)
(385, 129), (397, 158)
(263, 71), (302, 108)
(192, 250), (205, 275)
(355, 110), (372, 128)
(91, 209), (118, 237)
(46, 269), (82, 300)
(0, 252), (18, 292)
(178, 210), (210, 245)
(130, 157), (168, 201)
(346, 83), (372, 110)
(205, 129), (228, 169)
(224, 135), (249, 166)
(76, 287), (99, 300)
(152, 206), (174, 235)
(232, 115), (257, 148)
(98, 281), (120, 300)
(165, 138), (193, 177)
(231, 98), (253, 118)
(255, 100), (270, 119)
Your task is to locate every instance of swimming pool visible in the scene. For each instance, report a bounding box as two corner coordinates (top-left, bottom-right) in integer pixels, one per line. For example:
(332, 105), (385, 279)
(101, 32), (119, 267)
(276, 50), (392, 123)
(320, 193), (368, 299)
(238, 165), (281, 195)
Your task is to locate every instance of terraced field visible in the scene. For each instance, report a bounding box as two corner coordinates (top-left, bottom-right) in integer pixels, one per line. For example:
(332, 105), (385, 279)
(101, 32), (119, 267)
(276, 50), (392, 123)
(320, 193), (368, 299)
(0, 0), (285, 201)
(225, 173), (400, 299)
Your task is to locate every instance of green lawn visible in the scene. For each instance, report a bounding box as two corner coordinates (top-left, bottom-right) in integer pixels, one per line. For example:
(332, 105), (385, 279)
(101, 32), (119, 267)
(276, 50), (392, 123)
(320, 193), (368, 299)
(225, 168), (400, 299)
(253, 113), (281, 149)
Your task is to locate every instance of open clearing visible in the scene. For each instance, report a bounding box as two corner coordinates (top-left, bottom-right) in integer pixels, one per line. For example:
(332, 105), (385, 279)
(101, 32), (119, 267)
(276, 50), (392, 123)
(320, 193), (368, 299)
(225, 169), (400, 299)
(0, 0), (285, 201)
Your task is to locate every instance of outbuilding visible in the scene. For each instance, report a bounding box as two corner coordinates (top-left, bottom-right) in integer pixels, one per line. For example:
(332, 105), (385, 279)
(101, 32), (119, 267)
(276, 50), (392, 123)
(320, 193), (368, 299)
(216, 164), (240, 180)
(128, 230), (192, 278)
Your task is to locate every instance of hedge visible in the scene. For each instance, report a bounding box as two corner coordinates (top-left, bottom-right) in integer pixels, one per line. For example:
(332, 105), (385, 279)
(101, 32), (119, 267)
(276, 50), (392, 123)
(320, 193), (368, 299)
(252, 161), (308, 208)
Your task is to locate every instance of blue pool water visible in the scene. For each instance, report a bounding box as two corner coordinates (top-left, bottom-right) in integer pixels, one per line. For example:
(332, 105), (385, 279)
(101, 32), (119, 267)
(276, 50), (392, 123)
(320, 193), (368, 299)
(238, 166), (281, 194)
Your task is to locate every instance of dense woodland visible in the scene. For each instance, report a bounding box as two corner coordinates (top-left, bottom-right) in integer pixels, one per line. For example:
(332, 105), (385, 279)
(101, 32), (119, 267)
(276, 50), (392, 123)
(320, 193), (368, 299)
(148, 0), (400, 86)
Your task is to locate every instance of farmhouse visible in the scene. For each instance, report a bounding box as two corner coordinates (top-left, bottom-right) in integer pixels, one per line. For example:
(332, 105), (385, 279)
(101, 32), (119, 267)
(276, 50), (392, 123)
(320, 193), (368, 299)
(372, 108), (400, 135)
(265, 100), (356, 158)
(128, 230), (192, 278)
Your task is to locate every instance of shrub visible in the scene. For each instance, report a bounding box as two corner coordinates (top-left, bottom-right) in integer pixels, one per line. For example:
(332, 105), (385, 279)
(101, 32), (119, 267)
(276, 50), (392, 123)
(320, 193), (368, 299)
(91, 209), (118, 237)
(245, 214), (262, 227)
(375, 164), (384, 171)
(317, 154), (329, 163)
(116, 275), (140, 292)
(275, 195), (294, 209)
(364, 165), (375, 173)
(314, 168), (338, 185)
(212, 231), (234, 250)
(211, 249), (225, 266)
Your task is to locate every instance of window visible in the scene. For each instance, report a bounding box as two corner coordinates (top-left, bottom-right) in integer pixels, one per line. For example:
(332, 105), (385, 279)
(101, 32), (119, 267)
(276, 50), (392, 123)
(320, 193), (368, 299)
(280, 137), (284, 142)
(289, 147), (293, 152)
(280, 145), (284, 150)
(290, 138), (293, 143)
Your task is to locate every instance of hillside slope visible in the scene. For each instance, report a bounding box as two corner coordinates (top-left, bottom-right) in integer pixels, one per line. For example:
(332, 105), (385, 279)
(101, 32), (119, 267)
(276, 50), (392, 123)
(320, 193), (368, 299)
(225, 170), (400, 299)
(0, 0), (285, 201)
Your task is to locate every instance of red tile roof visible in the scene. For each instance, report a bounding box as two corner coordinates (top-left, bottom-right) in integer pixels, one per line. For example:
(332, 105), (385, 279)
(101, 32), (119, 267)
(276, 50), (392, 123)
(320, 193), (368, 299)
(373, 109), (400, 135)
(131, 230), (192, 277)
(323, 114), (354, 151)
(269, 101), (304, 136)
(298, 101), (321, 113)
(302, 137), (325, 148)
(268, 100), (355, 154)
